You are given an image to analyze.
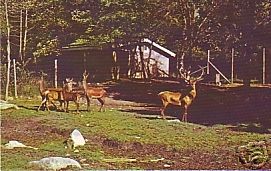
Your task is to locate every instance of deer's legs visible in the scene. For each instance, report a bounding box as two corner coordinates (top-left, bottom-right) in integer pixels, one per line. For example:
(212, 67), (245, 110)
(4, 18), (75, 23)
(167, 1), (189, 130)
(86, 96), (91, 111)
(66, 101), (69, 112)
(75, 101), (79, 114)
(38, 95), (50, 111)
(182, 106), (188, 122)
(64, 101), (69, 113)
(160, 101), (168, 119)
(97, 98), (105, 112)
(49, 100), (57, 110)
(59, 101), (64, 111)
(38, 97), (48, 111)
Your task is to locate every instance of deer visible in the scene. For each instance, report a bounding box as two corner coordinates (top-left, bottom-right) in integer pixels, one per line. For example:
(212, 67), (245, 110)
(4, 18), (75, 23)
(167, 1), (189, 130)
(158, 66), (205, 122)
(37, 72), (64, 111)
(82, 71), (107, 112)
(37, 74), (50, 111)
(62, 78), (81, 113)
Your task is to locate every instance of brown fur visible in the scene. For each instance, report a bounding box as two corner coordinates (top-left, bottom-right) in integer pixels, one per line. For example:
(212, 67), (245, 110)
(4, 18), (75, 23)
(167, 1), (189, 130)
(37, 76), (63, 111)
(62, 79), (80, 113)
(158, 67), (204, 122)
(82, 71), (107, 112)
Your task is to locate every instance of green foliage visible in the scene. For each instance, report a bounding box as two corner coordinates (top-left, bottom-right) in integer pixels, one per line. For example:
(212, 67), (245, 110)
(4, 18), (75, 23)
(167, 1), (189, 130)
(33, 39), (60, 58)
(1, 0), (270, 85)
(0, 64), (39, 98)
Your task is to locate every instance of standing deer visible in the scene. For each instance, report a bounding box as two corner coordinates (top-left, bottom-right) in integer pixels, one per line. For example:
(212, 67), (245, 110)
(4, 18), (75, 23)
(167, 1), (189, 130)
(37, 73), (50, 111)
(62, 78), (81, 113)
(37, 72), (63, 111)
(158, 66), (204, 122)
(82, 71), (107, 112)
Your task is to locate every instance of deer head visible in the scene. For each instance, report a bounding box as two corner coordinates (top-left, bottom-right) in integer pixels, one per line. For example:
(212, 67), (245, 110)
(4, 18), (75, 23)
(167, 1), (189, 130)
(64, 78), (76, 92)
(83, 70), (89, 81)
(179, 66), (205, 86)
(38, 71), (47, 82)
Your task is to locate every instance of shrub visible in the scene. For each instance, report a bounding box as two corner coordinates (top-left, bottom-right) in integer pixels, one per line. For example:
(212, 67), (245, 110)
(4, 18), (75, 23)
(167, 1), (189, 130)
(1, 64), (40, 98)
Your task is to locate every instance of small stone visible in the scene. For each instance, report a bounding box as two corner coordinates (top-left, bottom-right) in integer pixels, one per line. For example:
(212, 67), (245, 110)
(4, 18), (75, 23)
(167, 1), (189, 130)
(164, 164), (171, 168)
(82, 163), (90, 166)
(80, 159), (87, 162)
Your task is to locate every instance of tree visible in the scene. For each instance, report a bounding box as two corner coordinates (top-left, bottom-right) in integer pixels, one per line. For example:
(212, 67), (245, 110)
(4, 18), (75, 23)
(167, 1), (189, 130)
(211, 0), (271, 86)
(4, 0), (11, 100)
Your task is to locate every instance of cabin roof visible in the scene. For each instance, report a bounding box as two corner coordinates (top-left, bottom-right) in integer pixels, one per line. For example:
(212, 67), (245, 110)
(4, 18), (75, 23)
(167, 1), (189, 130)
(142, 38), (176, 58)
(115, 38), (176, 59)
(62, 44), (111, 52)
(60, 38), (176, 59)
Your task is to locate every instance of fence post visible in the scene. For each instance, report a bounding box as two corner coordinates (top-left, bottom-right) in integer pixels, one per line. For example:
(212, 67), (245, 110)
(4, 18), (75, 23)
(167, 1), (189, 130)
(207, 50), (210, 74)
(55, 59), (58, 88)
(13, 59), (18, 98)
(231, 48), (234, 84)
(262, 48), (266, 84)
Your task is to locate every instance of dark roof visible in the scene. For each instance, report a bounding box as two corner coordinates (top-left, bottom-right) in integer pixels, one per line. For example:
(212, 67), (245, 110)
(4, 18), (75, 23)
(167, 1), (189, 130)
(114, 38), (176, 59)
(62, 43), (112, 52)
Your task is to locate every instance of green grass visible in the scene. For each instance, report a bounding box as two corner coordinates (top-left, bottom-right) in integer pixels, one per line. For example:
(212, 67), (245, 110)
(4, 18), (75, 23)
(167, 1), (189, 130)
(1, 98), (270, 170)
(1, 151), (32, 170)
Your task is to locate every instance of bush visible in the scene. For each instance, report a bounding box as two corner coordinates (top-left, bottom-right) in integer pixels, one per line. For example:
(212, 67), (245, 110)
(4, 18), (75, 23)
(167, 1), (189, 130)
(1, 64), (40, 98)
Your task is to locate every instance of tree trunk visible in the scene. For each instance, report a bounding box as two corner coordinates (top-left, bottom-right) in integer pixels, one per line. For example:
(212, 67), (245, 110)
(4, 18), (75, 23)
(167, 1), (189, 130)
(5, 0), (11, 100)
(139, 45), (147, 79)
(19, 9), (23, 61)
(146, 44), (152, 78)
(22, 9), (28, 67)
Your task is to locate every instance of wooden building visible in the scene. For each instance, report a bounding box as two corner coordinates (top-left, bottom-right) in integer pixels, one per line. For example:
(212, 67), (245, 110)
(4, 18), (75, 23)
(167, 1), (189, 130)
(35, 45), (129, 84)
(34, 39), (178, 86)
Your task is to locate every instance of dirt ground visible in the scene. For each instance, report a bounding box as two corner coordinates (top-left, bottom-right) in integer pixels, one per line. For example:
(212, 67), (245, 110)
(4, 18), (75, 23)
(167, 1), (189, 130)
(0, 116), (256, 170)
(2, 79), (271, 169)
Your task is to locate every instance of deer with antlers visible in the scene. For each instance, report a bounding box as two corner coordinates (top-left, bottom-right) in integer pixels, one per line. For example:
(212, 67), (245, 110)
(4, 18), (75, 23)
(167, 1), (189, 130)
(158, 66), (205, 122)
(82, 71), (107, 112)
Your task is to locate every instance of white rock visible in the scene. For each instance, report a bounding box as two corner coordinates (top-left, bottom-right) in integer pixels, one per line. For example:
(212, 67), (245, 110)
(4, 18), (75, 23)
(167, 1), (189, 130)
(4, 141), (26, 149)
(167, 119), (181, 123)
(71, 129), (86, 148)
(29, 157), (81, 170)
(164, 164), (171, 168)
(74, 149), (80, 153)
(4, 140), (38, 150)
(0, 100), (19, 110)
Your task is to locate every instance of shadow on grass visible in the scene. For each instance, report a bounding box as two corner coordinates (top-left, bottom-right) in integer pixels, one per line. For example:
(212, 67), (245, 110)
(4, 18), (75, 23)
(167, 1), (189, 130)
(18, 105), (88, 113)
(107, 79), (271, 134)
(18, 105), (39, 111)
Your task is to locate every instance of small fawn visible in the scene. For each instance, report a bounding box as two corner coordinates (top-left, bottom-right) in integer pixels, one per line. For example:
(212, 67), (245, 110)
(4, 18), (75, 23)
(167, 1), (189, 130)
(158, 66), (204, 122)
(82, 71), (107, 112)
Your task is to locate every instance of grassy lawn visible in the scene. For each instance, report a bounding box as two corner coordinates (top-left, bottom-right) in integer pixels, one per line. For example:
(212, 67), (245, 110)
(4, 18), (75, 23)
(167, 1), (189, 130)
(1, 98), (270, 170)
